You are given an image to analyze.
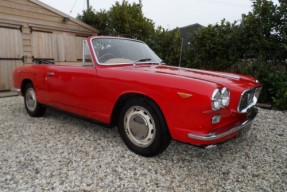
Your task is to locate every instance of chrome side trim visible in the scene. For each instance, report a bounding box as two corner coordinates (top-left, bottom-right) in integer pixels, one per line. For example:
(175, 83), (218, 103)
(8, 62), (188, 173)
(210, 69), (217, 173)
(188, 108), (258, 141)
(189, 68), (241, 80)
(11, 88), (21, 95)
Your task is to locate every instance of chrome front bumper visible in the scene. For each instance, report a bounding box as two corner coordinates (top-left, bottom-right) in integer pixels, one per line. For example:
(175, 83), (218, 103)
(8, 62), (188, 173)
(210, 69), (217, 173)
(188, 107), (258, 141)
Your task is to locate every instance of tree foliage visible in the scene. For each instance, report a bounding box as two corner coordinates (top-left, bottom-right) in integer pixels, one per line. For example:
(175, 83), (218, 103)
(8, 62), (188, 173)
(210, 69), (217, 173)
(188, 0), (286, 68)
(78, 0), (154, 40)
(187, 20), (241, 70)
(147, 27), (182, 65)
(77, 0), (181, 64)
(187, 0), (287, 108)
(240, 0), (285, 61)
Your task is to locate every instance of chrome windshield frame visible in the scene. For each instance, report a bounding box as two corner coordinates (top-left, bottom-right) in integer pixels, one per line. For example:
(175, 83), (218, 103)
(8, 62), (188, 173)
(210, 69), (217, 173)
(89, 36), (162, 66)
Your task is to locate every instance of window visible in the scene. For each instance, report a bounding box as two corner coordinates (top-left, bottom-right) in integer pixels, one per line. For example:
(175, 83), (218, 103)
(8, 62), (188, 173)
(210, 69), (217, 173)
(82, 40), (93, 66)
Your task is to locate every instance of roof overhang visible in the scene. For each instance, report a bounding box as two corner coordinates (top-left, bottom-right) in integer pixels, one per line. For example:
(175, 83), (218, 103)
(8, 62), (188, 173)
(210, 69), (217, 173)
(29, 0), (99, 34)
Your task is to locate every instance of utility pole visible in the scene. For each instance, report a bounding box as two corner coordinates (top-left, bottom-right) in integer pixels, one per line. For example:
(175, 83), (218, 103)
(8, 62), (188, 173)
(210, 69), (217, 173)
(179, 38), (183, 68)
(87, 0), (90, 10)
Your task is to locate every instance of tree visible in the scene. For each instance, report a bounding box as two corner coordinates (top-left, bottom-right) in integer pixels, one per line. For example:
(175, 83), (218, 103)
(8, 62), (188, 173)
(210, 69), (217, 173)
(237, 0), (287, 106)
(276, 0), (287, 59)
(240, 0), (283, 61)
(187, 20), (241, 70)
(77, 0), (182, 65)
(186, 0), (286, 68)
(77, 0), (155, 41)
(185, 0), (287, 107)
(147, 27), (182, 65)
(77, 8), (110, 35)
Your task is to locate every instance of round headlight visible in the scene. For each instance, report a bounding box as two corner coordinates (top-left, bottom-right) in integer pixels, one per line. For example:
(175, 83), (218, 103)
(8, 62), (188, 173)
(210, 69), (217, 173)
(211, 89), (222, 110)
(221, 87), (230, 107)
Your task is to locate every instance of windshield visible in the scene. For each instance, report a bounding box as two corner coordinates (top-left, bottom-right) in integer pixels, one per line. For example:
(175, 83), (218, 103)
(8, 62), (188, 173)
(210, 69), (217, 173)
(91, 38), (162, 65)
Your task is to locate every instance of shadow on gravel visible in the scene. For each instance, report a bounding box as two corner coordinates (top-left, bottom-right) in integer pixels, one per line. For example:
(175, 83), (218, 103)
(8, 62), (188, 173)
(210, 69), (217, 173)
(44, 107), (258, 161)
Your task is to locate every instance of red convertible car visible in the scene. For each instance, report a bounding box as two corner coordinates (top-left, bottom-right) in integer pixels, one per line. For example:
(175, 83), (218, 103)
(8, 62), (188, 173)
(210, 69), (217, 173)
(13, 36), (261, 157)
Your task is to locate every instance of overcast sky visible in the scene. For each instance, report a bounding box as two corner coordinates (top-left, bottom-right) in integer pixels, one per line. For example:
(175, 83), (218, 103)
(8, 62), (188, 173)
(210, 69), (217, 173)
(40, 0), (279, 29)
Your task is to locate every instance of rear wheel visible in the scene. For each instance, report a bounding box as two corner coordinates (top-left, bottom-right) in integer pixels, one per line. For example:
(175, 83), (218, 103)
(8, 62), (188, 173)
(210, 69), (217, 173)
(118, 98), (171, 157)
(24, 83), (46, 117)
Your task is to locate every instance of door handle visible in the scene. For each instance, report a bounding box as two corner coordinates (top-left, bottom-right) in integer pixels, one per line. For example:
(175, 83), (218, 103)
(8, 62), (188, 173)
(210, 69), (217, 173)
(47, 72), (55, 76)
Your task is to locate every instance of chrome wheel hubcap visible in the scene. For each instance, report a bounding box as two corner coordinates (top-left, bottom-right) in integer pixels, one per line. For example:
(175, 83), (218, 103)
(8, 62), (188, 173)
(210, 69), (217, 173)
(25, 88), (37, 112)
(124, 106), (156, 147)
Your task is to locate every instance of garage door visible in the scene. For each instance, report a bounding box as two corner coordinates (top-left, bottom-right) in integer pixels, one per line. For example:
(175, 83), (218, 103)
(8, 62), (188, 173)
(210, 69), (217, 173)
(32, 31), (87, 62)
(0, 27), (23, 91)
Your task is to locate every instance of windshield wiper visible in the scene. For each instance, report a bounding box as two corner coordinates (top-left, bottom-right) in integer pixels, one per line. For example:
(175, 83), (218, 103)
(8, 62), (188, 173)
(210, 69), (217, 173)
(134, 58), (166, 65)
(133, 58), (164, 66)
(133, 58), (152, 66)
(134, 58), (152, 63)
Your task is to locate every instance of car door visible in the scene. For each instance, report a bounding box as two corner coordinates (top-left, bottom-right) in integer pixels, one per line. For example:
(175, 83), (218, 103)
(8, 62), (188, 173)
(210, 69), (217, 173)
(46, 65), (97, 113)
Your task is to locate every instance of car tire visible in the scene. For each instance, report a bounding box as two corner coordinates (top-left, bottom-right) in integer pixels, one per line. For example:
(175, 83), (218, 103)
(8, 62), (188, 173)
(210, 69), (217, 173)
(118, 97), (171, 157)
(24, 83), (46, 117)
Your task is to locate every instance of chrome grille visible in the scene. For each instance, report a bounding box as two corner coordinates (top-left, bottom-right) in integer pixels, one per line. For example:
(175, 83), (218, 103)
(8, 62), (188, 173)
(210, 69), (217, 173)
(238, 87), (261, 113)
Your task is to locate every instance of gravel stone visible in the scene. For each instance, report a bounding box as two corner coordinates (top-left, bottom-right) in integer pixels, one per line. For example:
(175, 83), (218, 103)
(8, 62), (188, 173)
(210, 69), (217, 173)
(0, 96), (286, 191)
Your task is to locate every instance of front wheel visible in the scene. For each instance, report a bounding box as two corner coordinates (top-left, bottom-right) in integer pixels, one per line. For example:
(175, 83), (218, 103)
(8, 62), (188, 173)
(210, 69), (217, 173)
(118, 98), (171, 157)
(24, 83), (46, 117)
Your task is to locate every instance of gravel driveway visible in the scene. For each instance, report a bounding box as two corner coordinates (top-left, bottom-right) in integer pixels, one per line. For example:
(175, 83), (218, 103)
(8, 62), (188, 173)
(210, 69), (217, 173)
(0, 96), (286, 191)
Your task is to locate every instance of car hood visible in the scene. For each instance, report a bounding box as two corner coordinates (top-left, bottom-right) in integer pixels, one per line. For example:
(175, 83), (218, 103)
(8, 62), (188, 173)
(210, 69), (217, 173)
(120, 64), (258, 88)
